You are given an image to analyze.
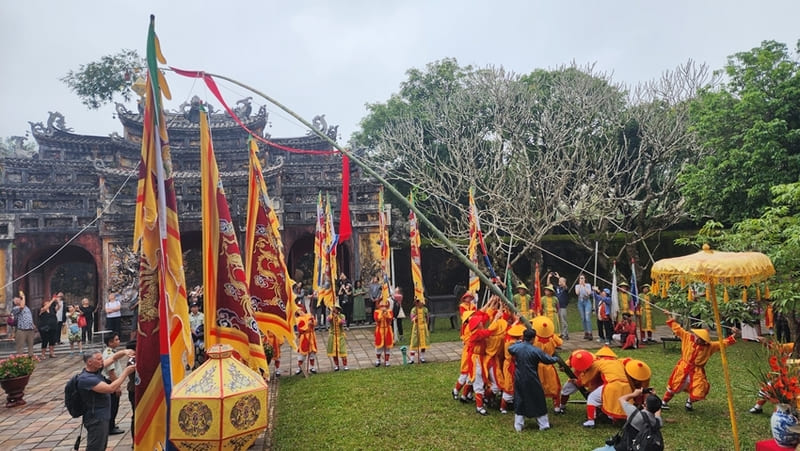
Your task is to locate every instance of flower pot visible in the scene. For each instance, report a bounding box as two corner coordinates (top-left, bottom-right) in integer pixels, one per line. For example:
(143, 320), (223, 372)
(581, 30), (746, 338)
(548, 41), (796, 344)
(771, 403), (800, 447)
(0, 374), (31, 408)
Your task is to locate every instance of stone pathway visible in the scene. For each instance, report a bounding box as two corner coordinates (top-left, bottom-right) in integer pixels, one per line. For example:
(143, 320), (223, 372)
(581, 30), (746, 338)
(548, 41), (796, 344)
(0, 323), (675, 450)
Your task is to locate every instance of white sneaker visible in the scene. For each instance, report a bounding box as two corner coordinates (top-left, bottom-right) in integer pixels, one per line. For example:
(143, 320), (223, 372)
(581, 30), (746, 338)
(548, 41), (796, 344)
(343, 366), (349, 371)
(385, 362), (391, 367)
(375, 360), (381, 367)
(274, 370), (281, 377)
(582, 419), (595, 428)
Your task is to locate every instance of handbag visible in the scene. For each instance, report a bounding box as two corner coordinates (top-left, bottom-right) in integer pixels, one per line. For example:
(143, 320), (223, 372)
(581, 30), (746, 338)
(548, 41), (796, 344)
(6, 314), (15, 327)
(77, 315), (87, 328)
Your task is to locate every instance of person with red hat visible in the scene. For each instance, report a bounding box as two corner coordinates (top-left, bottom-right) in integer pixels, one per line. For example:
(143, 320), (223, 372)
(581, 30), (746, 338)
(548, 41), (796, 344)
(508, 327), (560, 431)
(661, 314), (737, 411)
(483, 296), (509, 405)
(558, 349), (597, 414)
(581, 346), (633, 427)
(452, 292), (478, 402)
(465, 309), (495, 415)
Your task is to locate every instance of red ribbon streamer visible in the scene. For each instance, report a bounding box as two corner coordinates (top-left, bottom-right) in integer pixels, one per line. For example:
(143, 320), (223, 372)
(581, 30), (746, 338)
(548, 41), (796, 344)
(169, 67), (352, 241)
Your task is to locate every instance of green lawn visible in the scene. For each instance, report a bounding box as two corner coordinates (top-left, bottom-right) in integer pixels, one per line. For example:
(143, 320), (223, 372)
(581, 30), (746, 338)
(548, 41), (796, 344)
(273, 338), (773, 451)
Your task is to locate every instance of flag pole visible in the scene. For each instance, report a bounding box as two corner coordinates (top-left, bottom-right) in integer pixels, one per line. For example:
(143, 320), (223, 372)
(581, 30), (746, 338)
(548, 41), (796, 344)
(185, 71), (531, 329)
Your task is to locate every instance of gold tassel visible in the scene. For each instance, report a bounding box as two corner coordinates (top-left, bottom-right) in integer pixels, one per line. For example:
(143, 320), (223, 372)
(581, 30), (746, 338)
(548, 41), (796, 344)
(723, 286), (729, 303)
(688, 287), (694, 301)
(756, 285), (761, 301)
(765, 284), (771, 299)
(742, 287), (747, 303)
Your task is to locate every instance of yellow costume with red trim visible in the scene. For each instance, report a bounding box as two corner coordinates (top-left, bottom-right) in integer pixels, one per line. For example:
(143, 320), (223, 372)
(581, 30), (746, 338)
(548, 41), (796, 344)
(265, 330), (282, 361)
(638, 291), (653, 332)
(664, 318), (735, 401)
(484, 312), (508, 389)
(296, 312), (318, 355)
(512, 293), (531, 319)
(583, 358), (631, 420)
(533, 333), (563, 399)
(374, 307), (394, 348)
(467, 328), (492, 382)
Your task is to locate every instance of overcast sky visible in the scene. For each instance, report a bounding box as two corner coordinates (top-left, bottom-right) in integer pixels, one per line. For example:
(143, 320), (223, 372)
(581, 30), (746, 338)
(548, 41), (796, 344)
(1, 1), (798, 145)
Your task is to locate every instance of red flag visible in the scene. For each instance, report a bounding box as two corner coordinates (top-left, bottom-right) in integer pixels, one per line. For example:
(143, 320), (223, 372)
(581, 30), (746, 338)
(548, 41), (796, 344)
(338, 154), (352, 242)
(245, 139), (297, 348)
(132, 16), (192, 450)
(200, 109), (268, 375)
(533, 263), (542, 315)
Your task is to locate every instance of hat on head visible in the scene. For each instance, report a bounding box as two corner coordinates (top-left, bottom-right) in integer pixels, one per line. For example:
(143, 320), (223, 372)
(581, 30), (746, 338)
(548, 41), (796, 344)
(641, 284), (651, 290)
(692, 328), (711, 343)
(595, 345), (618, 359)
(618, 281), (629, 288)
(624, 359), (652, 381)
(333, 303), (342, 310)
(507, 324), (526, 338)
(543, 284), (555, 293)
(461, 310), (475, 323)
(531, 316), (554, 338)
(569, 349), (595, 372)
(603, 288), (611, 295)
(190, 302), (199, 308)
(460, 292), (475, 303)
(516, 283), (528, 291)
(622, 312), (632, 318)
(468, 310), (489, 331)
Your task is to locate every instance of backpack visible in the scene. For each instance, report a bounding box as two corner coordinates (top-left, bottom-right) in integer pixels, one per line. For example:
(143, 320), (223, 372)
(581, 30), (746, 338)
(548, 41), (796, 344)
(65, 372), (86, 418)
(630, 410), (664, 451)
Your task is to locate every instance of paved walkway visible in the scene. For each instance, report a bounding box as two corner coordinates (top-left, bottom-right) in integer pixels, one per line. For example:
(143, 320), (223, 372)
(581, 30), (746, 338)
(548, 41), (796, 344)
(0, 323), (675, 450)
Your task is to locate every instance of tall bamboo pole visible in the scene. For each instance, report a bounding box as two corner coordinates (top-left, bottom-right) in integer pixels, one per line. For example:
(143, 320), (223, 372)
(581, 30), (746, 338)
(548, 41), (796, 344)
(201, 72), (532, 329)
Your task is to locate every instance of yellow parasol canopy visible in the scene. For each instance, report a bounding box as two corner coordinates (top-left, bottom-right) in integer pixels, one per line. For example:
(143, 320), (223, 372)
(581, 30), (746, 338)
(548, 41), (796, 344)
(651, 243), (775, 294)
(649, 243), (775, 451)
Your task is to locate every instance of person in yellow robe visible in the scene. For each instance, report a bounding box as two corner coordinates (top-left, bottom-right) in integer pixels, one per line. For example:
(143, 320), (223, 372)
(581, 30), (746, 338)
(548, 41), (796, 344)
(618, 281), (633, 316)
(581, 345), (632, 426)
(373, 300), (395, 367)
(409, 298), (430, 364)
(295, 306), (318, 375)
(265, 330), (284, 377)
(453, 292), (478, 402)
(540, 285), (560, 336)
(484, 296), (509, 404)
(327, 304), (348, 371)
(501, 321), (526, 414)
(637, 284), (655, 343)
(661, 315), (737, 411)
(532, 316), (563, 413)
(512, 284), (532, 319)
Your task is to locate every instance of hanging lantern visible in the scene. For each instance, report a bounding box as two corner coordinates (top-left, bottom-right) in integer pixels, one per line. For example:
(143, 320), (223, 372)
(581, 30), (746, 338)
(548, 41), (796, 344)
(170, 344), (268, 450)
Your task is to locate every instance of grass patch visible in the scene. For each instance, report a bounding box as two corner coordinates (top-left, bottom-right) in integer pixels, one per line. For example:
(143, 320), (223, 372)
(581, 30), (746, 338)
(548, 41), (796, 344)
(274, 339), (773, 450)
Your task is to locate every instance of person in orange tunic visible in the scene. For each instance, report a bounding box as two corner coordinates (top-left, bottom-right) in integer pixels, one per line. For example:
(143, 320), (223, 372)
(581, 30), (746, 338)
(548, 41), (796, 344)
(661, 315), (737, 411)
(265, 330), (284, 377)
(295, 305), (318, 375)
(559, 349), (597, 414)
(373, 300), (395, 367)
(501, 321), (526, 414)
(483, 296), (509, 406)
(452, 292), (478, 402)
(466, 309), (497, 415)
(531, 316), (563, 413)
(581, 345), (632, 427)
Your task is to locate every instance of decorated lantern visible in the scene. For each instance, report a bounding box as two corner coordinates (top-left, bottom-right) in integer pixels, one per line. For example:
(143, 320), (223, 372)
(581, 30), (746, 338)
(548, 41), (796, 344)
(170, 344), (268, 450)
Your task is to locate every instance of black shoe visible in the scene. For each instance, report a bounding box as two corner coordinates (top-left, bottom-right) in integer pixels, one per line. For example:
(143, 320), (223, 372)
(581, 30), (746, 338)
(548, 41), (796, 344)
(685, 400), (693, 411)
(109, 428), (125, 435)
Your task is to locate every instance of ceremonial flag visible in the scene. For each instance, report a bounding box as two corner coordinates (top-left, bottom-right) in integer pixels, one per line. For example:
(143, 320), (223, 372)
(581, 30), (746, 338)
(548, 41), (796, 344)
(245, 138), (297, 348)
(323, 194), (339, 308)
(132, 16), (192, 450)
(378, 187), (392, 303)
(533, 263), (542, 314)
(200, 109), (267, 375)
(610, 262), (620, 319)
(312, 192), (325, 296)
(409, 192), (425, 303)
(467, 188), (481, 294)
(504, 266), (513, 305)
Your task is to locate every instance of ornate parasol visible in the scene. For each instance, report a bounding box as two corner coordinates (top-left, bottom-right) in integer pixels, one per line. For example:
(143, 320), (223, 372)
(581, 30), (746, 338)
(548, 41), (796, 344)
(651, 244), (775, 451)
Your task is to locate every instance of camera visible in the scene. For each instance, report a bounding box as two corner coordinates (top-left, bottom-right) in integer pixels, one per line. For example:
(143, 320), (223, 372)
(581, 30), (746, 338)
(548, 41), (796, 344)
(127, 357), (136, 366)
(643, 387), (654, 394)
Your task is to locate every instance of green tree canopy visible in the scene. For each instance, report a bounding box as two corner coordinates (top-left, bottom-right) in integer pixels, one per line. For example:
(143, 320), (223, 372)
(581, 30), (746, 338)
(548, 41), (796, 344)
(61, 49), (146, 110)
(680, 39), (800, 224)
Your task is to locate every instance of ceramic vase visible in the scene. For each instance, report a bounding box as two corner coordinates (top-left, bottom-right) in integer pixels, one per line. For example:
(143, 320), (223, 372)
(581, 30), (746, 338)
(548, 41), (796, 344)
(771, 403), (800, 447)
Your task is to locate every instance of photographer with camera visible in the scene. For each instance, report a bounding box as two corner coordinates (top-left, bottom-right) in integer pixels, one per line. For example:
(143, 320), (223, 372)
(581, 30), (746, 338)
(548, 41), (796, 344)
(594, 387), (663, 451)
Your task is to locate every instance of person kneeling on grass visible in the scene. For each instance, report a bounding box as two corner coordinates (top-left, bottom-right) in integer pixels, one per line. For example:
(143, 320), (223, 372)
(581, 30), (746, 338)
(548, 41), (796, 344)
(508, 328), (560, 431)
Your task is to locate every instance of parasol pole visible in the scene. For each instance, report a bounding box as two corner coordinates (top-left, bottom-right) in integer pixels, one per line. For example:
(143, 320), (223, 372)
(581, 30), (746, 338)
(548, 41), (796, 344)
(707, 281), (740, 451)
(593, 241), (598, 288)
